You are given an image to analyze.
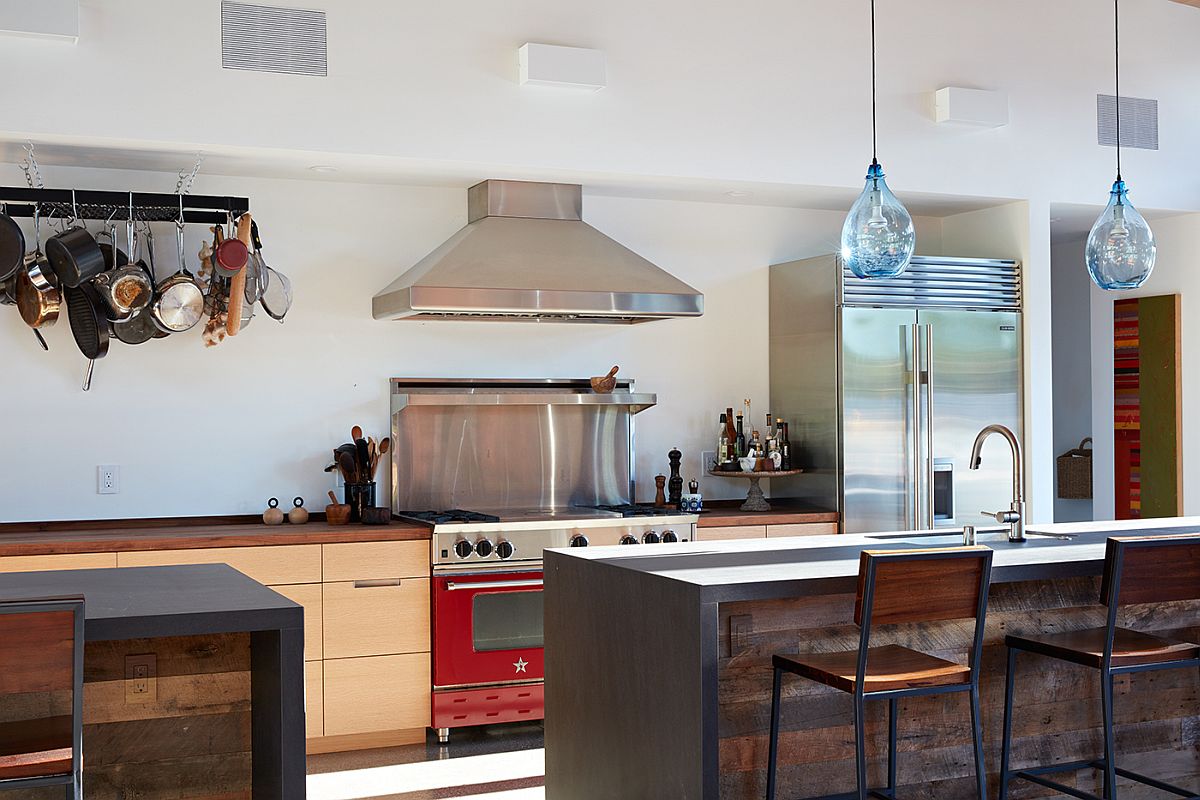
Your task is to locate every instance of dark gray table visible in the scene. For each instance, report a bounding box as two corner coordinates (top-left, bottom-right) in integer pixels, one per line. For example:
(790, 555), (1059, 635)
(0, 563), (306, 799)
(544, 520), (1200, 799)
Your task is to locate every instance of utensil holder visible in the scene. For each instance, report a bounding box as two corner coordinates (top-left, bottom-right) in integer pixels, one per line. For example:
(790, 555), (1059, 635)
(344, 482), (377, 523)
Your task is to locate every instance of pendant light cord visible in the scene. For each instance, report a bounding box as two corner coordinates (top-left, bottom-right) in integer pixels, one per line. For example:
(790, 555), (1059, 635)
(871, 0), (878, 166)
(1114, 0), (1122, 181)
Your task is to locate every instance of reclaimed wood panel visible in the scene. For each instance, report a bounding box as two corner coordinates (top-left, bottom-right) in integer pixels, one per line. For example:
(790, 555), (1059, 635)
(716, 577), (1200, 799)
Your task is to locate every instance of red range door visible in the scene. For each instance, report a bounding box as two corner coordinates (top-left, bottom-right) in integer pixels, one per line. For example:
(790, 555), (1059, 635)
(432, 570), (544, 687)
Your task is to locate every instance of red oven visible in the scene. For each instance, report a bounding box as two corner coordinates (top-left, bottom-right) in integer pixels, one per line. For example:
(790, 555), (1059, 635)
(431, 569), (544, 736)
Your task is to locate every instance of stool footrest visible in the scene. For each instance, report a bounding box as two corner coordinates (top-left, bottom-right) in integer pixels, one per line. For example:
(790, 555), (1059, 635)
(789, 791), (895, 800)
(1008, 759), (1200, 800)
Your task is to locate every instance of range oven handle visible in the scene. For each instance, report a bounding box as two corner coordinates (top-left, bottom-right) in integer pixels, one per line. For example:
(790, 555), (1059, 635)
(445, 578), (544, 591)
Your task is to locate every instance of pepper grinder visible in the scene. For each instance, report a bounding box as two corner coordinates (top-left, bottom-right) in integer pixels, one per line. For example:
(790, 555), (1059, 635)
(654, 475), (667, 508)
(668, 447), (683, 508)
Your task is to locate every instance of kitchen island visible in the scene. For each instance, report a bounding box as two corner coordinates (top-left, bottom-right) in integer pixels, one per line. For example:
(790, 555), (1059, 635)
(0, 563), (305, 799)
(544, 519), (1200, 799)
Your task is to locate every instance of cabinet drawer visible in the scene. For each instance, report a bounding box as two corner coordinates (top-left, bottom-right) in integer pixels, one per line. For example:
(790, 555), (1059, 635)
(323, 541), (428, 582)
(324, 653), (430, 735)
(306, 660), (323, 739)
(767, 523), (839, 537)
(271, 583), (323, 661)
(323, 578), (429, 659)
(0, 553), (117, 573)
(118, 545), (321, 585)
(695, 525), (767, 540)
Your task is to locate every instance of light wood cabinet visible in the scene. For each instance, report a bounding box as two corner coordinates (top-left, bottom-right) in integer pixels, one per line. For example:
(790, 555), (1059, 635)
(270, 583), (323, 661)
(323, 541), (427, 582)
(767, 523), (839, 537)
(322, 578), (430, 659)
(323, 653), (430, 735)
(306, 660), (323, 738)
(695, 525), (767, 541)
(118, 545), (322, 585)
(0, 552), (117, 572)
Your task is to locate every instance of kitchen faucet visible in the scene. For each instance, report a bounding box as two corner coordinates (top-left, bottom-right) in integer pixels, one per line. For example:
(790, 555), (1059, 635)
(969, 424), (1025, 542)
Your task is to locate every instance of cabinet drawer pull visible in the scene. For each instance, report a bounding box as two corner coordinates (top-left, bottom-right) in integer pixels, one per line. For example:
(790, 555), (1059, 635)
(353, 578), (401, 588)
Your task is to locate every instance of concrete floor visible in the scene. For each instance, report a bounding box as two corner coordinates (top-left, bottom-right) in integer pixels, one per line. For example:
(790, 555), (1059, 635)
(307, 722), (545, 800)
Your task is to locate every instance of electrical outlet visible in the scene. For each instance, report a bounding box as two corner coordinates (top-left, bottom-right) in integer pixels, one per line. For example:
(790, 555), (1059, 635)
(97, 465), (120, 495)
(125, 653), (156, 703)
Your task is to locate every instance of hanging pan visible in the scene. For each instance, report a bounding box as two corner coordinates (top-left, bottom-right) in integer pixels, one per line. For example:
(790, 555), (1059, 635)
(65, 282), (110, 391)
(0, 205), (26, 282)
(113, 225), (161, 345)
(150, 212), (204, 334)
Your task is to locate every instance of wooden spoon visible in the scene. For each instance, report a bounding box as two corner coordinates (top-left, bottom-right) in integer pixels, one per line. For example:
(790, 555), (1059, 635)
(338, 451), (358, 484)
(351, 425), (363, 442)
(373, 437), (391, 479)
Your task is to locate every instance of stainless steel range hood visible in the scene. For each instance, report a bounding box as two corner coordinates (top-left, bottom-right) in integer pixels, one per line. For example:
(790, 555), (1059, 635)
(372, 180), (704, 323)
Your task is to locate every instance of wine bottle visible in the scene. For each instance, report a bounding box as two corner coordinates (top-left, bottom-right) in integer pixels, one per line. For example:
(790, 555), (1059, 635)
(780, 421), (792, 470)
(735, 414), (746, 458)
(717, 414), (730, 465)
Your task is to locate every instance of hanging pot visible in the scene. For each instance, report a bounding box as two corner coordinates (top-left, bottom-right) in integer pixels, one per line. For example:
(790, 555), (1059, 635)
(46, 226), (105, 289)
(94, 219), (153, 321)
(14, 206), (60, 330)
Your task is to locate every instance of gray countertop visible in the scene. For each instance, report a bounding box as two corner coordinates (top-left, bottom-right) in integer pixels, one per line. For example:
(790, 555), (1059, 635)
(0, 563), (301, 640)
(546, 517), (1200, 603)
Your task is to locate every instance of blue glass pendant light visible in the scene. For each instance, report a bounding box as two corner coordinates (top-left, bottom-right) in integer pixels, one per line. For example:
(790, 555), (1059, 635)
(1086, 0), (1155, 290)
(841, 0), (915, 279)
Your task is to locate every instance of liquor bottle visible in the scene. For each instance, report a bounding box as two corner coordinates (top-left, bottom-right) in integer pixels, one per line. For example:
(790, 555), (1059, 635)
(735, 414), (746, 458)
(780, 421), (792, 470)
(765, 413), (777, 457)
(725, 408), (737, 459)
(751, 431), (762, 460)
(717, 414), (730, 465)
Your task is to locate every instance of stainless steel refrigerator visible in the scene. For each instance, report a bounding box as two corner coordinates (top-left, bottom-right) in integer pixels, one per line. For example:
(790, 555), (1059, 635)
(769, 255), (1023, 534)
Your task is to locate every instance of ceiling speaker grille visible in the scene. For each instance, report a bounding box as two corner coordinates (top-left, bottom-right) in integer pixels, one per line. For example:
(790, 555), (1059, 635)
(221, 1), (327, 76)
(1097, 94), (1158, 150)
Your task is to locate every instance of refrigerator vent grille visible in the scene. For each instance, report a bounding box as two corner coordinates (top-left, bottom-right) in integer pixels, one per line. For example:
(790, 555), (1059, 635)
(221, 1), (328, 76)
(842, 257), (1021, 311)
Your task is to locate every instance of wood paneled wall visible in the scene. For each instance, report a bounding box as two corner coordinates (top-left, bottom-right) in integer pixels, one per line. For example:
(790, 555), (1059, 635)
(2, 633), (252, 800)
(718, 578), (1200, 799)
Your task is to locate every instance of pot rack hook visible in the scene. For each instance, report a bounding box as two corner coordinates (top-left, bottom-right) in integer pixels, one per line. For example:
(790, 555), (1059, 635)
(177, 192), (185, 230)
(70, 189), (79, 224)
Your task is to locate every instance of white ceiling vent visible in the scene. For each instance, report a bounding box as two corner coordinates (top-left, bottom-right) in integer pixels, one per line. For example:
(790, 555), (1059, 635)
(221, 1), (327, 76)
(1097, 94), (1158, 150)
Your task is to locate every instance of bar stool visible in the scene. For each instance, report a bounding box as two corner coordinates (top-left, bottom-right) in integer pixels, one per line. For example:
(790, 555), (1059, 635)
(0, 596), (84, 798)
(766, 547), (993, 800)
(999, 534), (1200, 800)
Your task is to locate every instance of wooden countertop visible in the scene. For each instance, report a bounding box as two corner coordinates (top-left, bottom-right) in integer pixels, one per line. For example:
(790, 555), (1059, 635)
(0, 518), (431, 557)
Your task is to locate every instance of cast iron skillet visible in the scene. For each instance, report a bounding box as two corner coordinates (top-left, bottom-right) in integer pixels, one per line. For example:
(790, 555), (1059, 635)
(65, 283), (110, 391)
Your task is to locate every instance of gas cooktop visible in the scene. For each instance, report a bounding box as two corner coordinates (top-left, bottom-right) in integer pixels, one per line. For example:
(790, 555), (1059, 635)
(583, 504), (682, 518)
(395, 509), (502, 524)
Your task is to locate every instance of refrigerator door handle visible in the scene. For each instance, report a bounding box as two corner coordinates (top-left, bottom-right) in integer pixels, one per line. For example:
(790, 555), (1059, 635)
(908, 323), (922, 531)
(923, 324), (936, 530)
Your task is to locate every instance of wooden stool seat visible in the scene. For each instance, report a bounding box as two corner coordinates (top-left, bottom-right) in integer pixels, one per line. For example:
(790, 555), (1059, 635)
(1006, 626), (1200, 669)
(775, 645), (971, 694)
(0, 715), (73, 781)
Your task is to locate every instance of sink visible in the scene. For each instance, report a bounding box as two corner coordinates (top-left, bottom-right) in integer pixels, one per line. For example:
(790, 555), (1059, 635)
(866, 530), (1012, 546)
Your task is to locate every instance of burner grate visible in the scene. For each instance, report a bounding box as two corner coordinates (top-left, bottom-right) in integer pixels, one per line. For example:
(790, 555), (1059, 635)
(584, 504), (679, 518)
(397, 509), (502, 524)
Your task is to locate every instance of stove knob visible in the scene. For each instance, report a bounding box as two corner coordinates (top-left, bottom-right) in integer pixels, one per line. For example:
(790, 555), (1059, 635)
(497, 540), (515, 560)
(642, 530), (661, 544)
(453, 539), (474, 559)
(569, 533), (589, 547)
(619, 534), (639, 545)
(475, 538), (494, 558)
(661, 529), (679, 543)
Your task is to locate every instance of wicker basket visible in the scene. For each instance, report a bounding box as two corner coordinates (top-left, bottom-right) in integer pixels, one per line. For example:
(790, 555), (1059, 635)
(1056, 437), (1093, 500)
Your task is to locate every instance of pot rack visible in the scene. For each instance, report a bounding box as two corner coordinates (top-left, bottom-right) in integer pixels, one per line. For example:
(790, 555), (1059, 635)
(0, 186), (250, 225)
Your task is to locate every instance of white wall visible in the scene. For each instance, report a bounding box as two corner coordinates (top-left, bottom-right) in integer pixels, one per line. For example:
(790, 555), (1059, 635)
(0, 162), (945, 521)
(0, 0), (1198, 210)
(1051, 237), (1094, 522)
(1090, 212), (1200, 519)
